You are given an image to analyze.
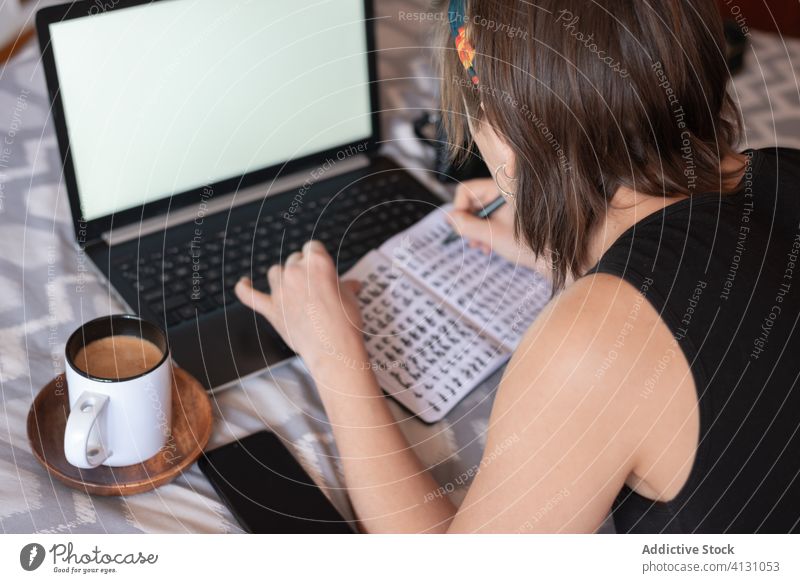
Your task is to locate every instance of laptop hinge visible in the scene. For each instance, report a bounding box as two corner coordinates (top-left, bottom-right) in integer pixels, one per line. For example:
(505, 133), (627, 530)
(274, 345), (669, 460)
(102, 155), (371, 246)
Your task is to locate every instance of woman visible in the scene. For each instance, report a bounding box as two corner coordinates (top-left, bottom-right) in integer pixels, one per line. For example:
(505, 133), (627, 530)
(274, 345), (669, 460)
(235, 0), (800, 533)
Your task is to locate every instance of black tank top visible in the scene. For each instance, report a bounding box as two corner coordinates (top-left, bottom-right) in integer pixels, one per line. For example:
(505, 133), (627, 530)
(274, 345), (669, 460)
(587, 147), (800, 533)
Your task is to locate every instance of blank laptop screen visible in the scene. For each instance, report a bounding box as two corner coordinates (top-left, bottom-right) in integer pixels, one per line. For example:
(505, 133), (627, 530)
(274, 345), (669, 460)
(48, 0), (372, 222)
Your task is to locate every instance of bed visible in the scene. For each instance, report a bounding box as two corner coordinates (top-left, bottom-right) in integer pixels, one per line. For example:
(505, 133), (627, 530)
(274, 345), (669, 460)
(1, 0), (798, 533)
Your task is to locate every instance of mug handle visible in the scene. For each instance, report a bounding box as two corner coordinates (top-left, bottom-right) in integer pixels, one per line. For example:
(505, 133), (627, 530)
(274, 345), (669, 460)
(64, 392), (112, 469)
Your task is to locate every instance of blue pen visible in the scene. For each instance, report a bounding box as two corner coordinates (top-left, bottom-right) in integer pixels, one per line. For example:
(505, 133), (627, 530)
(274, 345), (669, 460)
(443, 195), (507, 245)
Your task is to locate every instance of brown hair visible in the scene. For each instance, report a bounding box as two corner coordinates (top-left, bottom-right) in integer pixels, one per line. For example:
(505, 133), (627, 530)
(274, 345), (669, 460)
(435, 0), (742, 289)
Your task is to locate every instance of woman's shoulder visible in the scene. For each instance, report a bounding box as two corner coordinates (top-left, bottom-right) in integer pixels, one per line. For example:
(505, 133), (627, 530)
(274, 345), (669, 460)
(489, 271), (696, 509)
(497, 271), (694, 444)
(502, 271), (682, 404)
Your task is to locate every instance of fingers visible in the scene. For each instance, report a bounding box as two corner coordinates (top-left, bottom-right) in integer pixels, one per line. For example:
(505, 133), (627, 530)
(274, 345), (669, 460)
(280, 240), (326, 269)
(448, 208), (494, 245)
(453, 178), (497, 212)
(468, 240), (490, 254)
(341, 279), (362, 295)
(245, 239), (332, 301)
(238, 240), (337, 326)
(303, 239), (327, 255)
(302, 240), (336, 274)
(254, 241), (330, 289)
(234, 277), (274, 318)
(285, 250), (303, 265)
(267, 264), (283, 291)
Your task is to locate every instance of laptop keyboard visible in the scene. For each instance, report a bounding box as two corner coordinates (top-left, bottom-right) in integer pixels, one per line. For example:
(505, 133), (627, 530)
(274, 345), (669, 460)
(116, 172), (435, 327)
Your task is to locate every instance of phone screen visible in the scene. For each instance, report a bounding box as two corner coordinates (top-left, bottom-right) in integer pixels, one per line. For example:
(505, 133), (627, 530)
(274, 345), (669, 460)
(199, 431), (355, 534)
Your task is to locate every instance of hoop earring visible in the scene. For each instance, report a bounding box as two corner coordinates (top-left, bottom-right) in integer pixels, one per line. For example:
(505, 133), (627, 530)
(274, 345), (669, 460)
(494, 163), (517, 199)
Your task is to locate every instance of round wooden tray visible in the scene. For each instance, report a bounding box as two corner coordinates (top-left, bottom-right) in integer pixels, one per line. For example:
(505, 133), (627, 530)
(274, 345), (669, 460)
(27, 366), (213, 496)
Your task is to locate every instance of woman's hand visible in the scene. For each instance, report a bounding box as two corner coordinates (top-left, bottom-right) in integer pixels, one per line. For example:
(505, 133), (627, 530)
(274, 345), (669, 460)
(234, 240), (367, 375)
(448, 178), (553, 276)
(447, 178), (530, 264)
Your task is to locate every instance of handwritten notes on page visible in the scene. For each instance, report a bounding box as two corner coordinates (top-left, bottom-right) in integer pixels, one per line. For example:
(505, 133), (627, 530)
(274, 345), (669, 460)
(344, 205), (551, 423)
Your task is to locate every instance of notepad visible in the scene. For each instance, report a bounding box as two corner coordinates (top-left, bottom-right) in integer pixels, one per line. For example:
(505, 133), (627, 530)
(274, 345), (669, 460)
(344, 204), (552, 423)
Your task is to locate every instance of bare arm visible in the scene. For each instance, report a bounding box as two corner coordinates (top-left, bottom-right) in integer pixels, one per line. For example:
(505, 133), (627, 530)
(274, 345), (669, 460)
(236, 241), (455, 532)
(310, 357), (456, 532)
(236, 244), (674, 533)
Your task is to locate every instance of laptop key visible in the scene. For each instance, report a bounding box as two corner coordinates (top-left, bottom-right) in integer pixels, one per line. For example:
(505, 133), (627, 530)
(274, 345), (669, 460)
(163, 295), (187, 312)
(204, 280), (223, 295)
(143, 289), (163, 303)
(193, 297), (217, 314)
(134, 278), (156, 292)
(177, 305), (196, 321)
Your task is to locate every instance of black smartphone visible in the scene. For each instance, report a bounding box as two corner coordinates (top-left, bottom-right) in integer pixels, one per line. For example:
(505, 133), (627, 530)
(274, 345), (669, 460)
(199, 431), (355, 533)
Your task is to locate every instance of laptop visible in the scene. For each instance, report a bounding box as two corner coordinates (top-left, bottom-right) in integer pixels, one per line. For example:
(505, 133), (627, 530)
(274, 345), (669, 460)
(36, 0), (443, 390)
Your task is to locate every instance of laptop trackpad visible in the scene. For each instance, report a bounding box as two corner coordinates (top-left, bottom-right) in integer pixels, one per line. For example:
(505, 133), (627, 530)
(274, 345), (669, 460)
(167, 304), (295, 390)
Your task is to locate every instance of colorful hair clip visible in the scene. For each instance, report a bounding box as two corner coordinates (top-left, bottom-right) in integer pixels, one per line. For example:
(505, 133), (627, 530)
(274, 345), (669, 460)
(448, 0), (479, 85)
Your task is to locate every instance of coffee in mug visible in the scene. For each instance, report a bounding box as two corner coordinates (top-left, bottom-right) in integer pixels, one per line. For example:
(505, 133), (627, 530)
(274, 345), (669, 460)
(73, 335), (164, 380)
(64, 314), (172, 469)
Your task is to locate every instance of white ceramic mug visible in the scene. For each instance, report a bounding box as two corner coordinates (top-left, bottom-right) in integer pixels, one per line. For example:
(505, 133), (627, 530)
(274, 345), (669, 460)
(64, 314), (172, 469)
